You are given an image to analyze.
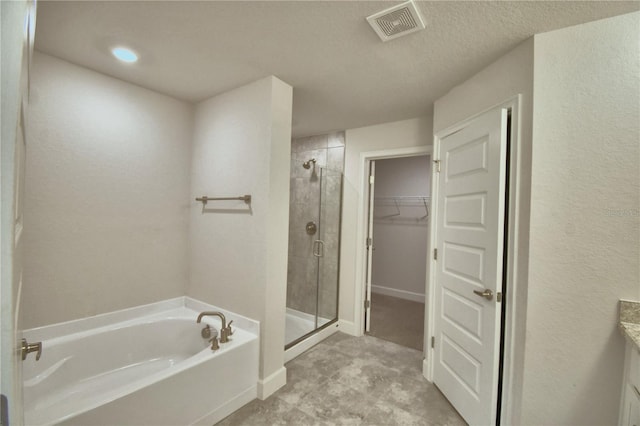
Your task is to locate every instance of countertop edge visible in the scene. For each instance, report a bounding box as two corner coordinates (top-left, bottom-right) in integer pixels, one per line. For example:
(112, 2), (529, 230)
(619, 321), (640, 350)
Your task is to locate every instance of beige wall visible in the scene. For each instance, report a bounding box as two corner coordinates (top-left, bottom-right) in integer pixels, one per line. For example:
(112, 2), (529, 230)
(263, 77), (294, 390)
(522, 12), (640, 425)
(187, 76), (292, 395)
(23, 53), (193, 328)
(432, 38), (535, 422)
(340, 116), (432, 331)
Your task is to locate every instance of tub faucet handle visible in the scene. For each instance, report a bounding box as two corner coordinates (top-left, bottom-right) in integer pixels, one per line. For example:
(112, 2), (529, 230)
(21, 338), (42, 361)
(202, 324), (218, 340)
(220, 320), (234, 343)
(209, 336), (220, 351)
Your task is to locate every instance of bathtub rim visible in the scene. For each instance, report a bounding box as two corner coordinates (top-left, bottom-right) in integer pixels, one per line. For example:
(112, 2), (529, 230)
(23, 296), (259, 342)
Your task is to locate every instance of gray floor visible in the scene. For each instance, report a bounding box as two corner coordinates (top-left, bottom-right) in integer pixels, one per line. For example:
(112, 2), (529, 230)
(218, 332), (465, 425)
(368, 293), (425, 351)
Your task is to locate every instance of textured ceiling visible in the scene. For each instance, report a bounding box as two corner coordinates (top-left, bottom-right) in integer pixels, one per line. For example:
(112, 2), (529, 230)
(34, 1), (639, 137)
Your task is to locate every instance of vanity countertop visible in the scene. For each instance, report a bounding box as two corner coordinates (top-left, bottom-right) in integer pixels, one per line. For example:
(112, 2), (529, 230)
(619, 299), (640, 349)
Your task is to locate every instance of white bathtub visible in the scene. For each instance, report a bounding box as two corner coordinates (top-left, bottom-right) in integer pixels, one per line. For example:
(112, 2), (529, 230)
(22, 297), (259, 426)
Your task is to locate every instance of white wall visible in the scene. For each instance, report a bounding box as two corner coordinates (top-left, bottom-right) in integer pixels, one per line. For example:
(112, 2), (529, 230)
(522, 12), (640, 425)
(23, 52), (193, 328)
(340, 116), (432, 332)
(187, 76), (292, 396)
(371, 156), (430, 301)
(432, 38), (534, 423)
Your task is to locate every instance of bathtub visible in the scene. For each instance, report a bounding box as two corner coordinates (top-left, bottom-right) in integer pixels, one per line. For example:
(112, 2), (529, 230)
(22, 297), (259, 426)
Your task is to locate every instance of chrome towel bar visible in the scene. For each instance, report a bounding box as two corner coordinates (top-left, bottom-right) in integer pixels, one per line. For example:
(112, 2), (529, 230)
(195, 195), (251, 205)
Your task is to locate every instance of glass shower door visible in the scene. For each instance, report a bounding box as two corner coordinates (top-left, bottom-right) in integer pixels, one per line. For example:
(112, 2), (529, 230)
(285, 167), (342, 348)
(316, 167), (341, 328)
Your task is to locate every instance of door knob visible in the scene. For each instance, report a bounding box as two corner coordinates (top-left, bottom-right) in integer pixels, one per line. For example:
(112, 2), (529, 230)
(21, 338), (42, 361)
(473, 289), (493, 301)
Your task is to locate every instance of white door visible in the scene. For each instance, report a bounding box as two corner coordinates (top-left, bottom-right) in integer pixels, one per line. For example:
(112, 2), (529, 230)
(364, 161), (376, 332)
(1, 2), (35, 424)
(432, 107), (508, 425)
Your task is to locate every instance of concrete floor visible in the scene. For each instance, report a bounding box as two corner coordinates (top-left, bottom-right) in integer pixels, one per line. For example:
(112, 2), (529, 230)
(218, 332), (465, 425)
(368, 293), (425, 351)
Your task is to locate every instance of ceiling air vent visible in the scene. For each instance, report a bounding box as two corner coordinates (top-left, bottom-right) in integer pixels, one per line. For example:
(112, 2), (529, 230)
(366, 0), (425, 42)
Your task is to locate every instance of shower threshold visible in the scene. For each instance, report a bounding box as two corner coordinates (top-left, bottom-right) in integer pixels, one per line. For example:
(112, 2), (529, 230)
(285, 308), (337, 350)
(284, 319), (339, 362)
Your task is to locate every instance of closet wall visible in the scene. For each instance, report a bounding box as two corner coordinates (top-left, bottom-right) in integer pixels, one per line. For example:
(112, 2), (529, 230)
(371, 155), (430, 302)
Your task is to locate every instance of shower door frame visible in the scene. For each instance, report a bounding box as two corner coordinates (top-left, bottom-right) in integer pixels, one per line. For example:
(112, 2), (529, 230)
(285, 166), (342, 350)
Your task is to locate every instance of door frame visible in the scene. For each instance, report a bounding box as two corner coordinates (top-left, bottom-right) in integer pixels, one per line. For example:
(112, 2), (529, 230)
(426, 96), (523, 424)
(354, 146), (432, 343)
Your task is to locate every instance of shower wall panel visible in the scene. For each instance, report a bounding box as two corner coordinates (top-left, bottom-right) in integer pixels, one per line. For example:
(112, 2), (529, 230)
(287, 132), (344, 319)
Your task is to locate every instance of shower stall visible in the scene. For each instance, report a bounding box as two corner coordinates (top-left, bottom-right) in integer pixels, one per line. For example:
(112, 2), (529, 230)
(285, 133), (344, 350)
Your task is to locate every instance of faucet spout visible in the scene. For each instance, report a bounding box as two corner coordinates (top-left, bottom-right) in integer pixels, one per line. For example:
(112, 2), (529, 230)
(197, 311), (226, 328)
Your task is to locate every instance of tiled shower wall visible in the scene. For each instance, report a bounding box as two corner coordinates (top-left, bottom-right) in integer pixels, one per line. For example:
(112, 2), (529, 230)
(287, 132), (345, 321)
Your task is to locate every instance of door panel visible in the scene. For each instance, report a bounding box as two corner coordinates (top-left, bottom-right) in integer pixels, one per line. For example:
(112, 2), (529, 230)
(445, 193), (486, 228)
(442, 290), (483, 341)
(443, 242), (485, 283)
(433, 107), (507, 425)
(446, 136), (488, 179)
(441, 334), (481, 394)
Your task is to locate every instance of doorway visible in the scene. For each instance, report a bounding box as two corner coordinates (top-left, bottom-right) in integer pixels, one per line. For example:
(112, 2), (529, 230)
(364, 155), (430, 351)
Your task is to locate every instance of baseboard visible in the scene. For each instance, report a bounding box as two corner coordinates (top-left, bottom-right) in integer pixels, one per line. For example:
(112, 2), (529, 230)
(338, 319), (358, 336)
(422, 358), (432, 382)
(257, 366), (287, 400)
(191, 385), (257, 425)
(372, 285), (425, 303)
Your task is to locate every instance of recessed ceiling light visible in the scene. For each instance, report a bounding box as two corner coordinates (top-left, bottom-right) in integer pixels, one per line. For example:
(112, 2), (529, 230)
(111, 47), (138, 63)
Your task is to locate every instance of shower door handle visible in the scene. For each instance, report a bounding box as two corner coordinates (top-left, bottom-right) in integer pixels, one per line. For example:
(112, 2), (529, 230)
(313, 240), (325, 257)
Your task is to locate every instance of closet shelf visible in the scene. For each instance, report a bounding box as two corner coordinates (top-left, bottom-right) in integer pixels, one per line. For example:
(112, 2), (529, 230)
(373, 196), (429, 222)
(374, 195), (430, 206)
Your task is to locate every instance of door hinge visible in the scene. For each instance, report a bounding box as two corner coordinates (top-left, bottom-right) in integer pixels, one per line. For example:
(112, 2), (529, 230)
(496, 292), (503, 303)
(433, 248), (438, 260)
(365, 300), (371, 309)
(431, 336), (435, 348)
(369, 175), (375, 184)
(433, 159), (441, 173)
(366, 237), (372, 247)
